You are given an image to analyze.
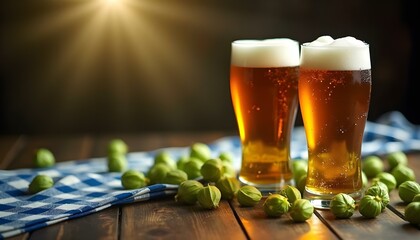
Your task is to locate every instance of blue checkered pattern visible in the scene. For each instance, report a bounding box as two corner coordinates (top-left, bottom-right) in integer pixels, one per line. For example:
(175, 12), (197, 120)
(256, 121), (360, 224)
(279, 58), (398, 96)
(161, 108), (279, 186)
(1, 111), (419, 239)
(0, 136), (241, 239)
(292, 111), (420, 159)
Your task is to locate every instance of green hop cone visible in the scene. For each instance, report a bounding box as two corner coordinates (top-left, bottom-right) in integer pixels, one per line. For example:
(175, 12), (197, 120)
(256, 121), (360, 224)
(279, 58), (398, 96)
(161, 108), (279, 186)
(107, 139), (128, 155)
(200, 158), (223, 182)
(375, 172), (397, 192)
(386, 151), (408, 171)
(183, 158), (203, 180)
(161, 169), (188, 185)
(370, 179), (389, 194)
(222, 162), (236, 178)
(292, 159), (308, 184)
(361, 171), (368, 189)
(218, 152), (234, 164)
(176, 155), (190, 171)
(107, 154), (127, 172)
(413, 194), (420, 202)
(289, 199), (314, 222)
(398, 181), (420, 203)
(28, 174), (54, 194)
(279, 185), (301, 204)
(404, 202), (420, 225)
(297, 175), (307, 194)
(330, 193), (356, 219)
(359, 195), (382, 218)
(215, 177), (240, 200)
(33, 148), (55, 168)
(121, 170), (148, 189)
(154, 151), (177, 170)
(175, 180), (204, 205)
(391, 165), (416, 187)
(365, 184), (390, 211)
(237, 185), (262, 207)
(197, 185), (221, 209)
(362, 155), (384, 178)
(190, 143), (211, 162)
(147, 163), (171, 184)
(263, 194), (290, 217)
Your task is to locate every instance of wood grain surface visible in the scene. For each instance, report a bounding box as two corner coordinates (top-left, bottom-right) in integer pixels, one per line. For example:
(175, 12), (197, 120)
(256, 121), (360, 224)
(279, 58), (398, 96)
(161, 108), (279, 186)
(1, 134), (419, 240)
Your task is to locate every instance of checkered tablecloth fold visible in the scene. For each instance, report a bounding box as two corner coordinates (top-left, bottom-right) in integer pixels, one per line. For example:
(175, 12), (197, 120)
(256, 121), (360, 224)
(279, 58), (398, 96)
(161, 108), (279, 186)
(1, 111), (419, 239)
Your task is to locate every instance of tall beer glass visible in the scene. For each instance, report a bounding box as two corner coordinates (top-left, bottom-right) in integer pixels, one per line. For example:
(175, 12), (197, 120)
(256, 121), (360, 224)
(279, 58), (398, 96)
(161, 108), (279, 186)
(299, 36), (371, 208)
(230, 39), (300, 192)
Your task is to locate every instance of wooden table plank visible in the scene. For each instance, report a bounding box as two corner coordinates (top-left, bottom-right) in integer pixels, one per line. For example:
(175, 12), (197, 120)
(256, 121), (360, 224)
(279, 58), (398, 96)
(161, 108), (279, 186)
(387, 153), (420, 221)
(407, 153), (420, 183)
(2, 134), (420, 240)
(316, 207), (420, 240)
(30, 207), (119, 240)
(121, 197), (247, 240)
(231, 197), (339, 240)
(90, 134), (165, 158)
(161, 132), (230, 148)
(0, 135), (24, 169)
(313, 152), (420, 239)
(116, 133), (237, 240)
(91, 132), (228, 155)
(28, 133), (228, 240)
(5, 135), (92, 170)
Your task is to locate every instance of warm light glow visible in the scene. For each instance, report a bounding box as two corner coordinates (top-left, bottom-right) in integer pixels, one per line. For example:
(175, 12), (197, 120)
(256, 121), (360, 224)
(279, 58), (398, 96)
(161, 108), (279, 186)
(16, 0), (175, 113)
(105, 0), (119, 4)
(231, 80), (246, 141)
(298, 213), (331, 240)
(102, 0), (124, 10)
(299, 85), (316, 148)
(7, 1), (230, 129)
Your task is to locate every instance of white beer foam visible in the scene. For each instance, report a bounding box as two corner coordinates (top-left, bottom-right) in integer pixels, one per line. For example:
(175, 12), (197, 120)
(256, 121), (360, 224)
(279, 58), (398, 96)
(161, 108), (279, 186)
(231, 38), (300, 67)
(300, 36), (371, 70)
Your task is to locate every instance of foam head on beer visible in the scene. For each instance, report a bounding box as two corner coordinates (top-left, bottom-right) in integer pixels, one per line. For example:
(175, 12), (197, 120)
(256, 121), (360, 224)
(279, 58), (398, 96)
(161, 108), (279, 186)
(300, 36), (371, 71)
(231, 38), (300, 68)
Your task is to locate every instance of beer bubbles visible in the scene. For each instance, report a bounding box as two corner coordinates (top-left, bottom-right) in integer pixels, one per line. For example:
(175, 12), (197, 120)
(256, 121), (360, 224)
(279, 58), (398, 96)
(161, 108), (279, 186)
(230, 39), (300, 192)
(298, 36), (372, 208)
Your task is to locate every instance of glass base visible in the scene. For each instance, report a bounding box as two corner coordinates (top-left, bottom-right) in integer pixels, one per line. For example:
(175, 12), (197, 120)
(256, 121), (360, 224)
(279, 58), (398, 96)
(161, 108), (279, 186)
(304, 188), (363, 209)
(238, 177), (294, 195)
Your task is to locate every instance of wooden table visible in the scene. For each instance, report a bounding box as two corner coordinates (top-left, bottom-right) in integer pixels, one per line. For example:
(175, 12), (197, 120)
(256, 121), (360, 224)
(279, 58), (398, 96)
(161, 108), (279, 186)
(1, 133), (419, 240)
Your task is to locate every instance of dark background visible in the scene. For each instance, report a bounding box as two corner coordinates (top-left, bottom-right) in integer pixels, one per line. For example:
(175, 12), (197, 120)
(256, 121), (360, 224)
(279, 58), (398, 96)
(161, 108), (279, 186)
(0, 0), (418, 135)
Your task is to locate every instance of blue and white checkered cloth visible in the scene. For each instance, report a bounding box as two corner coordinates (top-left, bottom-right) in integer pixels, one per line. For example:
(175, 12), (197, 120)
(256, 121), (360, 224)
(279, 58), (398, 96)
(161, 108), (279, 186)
(1, 111), (419, 239)
(292, 111), (420, 159)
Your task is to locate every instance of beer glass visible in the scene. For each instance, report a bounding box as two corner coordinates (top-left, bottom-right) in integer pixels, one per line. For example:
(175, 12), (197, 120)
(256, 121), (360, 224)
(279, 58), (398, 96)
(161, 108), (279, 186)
(298, 36), (372, 208)
(230, 39), (300, 192)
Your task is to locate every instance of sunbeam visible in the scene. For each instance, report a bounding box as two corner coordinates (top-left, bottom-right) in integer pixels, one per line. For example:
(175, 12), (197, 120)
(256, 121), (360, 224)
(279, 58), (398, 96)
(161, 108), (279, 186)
(1, 0), (241, 132)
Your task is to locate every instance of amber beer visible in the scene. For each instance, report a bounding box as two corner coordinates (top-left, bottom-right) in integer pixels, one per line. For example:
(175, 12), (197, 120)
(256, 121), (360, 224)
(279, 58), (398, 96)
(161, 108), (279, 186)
(298, 36), (372, 208)
(230, 39), (300, 191)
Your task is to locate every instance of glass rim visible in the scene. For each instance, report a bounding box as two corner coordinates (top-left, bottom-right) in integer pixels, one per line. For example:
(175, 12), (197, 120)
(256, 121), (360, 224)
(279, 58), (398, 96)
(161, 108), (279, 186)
(301, 42), (369, 48)
(232, 38), (299, 47)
